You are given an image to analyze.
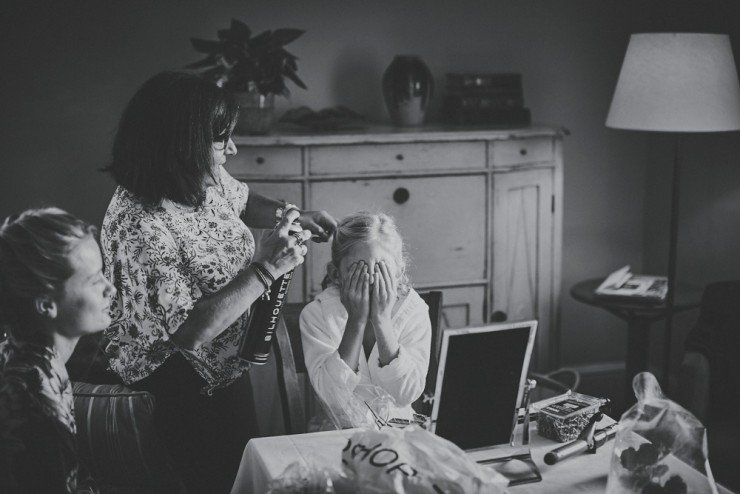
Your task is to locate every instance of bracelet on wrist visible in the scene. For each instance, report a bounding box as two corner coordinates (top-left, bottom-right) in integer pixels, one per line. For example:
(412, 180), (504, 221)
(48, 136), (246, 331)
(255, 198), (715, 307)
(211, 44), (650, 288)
(251, 267), (270, 291)
(252, 262), (276, 282)
(250, 262), (275, 291)
(252, 262), (276, 283)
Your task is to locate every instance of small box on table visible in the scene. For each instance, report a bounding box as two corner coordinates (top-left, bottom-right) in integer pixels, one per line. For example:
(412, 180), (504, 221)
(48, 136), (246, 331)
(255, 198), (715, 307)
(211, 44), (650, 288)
(535, 392), (608, 442)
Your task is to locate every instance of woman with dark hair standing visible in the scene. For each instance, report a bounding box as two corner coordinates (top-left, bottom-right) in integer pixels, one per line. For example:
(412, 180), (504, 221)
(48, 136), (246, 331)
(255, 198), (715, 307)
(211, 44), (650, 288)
(100, 71), (336, 493)
(0, 207), (115, 493)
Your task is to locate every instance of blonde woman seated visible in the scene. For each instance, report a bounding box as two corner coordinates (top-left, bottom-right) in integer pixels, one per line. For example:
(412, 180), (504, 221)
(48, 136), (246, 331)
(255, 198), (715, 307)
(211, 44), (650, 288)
(0, 208), (115, 493)
(300, 212), (431, 428)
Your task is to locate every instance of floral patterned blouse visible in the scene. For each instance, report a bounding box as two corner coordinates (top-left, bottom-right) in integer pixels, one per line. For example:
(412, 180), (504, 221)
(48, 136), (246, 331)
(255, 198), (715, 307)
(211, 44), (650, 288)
(0, 339), (96, 493)
(101, 166), (254, 392)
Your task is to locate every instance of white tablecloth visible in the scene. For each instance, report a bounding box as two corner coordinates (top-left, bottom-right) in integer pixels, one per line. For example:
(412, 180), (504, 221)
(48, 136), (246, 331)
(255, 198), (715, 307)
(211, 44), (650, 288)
(231, 419), (730, 494)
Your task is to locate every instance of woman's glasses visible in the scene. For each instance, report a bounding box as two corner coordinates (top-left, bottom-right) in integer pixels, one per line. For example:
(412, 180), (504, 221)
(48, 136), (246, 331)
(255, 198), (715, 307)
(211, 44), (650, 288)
(213, 131), (232, 150)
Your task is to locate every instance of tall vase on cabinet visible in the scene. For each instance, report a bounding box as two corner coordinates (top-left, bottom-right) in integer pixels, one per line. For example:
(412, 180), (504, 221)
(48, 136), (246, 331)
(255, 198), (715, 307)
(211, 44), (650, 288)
(382, 55), (434, 126)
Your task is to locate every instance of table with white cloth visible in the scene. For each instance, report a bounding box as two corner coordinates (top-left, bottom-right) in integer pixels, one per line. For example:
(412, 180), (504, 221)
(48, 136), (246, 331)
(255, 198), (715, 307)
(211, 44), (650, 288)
(231, 419), (731, 494)
(232, 418), (604, 494)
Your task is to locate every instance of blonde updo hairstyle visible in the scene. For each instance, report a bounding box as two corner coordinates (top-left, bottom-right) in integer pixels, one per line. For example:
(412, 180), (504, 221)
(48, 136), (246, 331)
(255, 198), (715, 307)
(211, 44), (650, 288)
(325, 211), (410, 291)
(0, 207), (97, 344)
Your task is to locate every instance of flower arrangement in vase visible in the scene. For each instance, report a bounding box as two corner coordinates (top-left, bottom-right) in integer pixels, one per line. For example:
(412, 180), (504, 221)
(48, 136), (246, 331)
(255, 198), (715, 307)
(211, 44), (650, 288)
(187, 19), (307, 134)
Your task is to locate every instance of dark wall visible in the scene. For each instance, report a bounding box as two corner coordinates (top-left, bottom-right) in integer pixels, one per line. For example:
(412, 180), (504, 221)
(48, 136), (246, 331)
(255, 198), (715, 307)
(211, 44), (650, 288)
(1, 1), (736, 383)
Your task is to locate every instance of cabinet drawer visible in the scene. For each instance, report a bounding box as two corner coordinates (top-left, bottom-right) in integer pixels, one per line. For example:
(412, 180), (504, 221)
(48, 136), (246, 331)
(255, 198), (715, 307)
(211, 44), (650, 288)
(228, 146), (302, 177)
(309, 141), (485, 175)
(308, 175), (487, 293)
(490, 137), (553, 167)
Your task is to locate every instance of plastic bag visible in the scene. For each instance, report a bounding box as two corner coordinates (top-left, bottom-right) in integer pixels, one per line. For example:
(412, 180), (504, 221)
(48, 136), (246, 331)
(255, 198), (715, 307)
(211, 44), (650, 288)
(316, 383), (406, 431)
(341, 425), (508, 493)
(606, 372), (717, 494)
(267, 461), (355, 494)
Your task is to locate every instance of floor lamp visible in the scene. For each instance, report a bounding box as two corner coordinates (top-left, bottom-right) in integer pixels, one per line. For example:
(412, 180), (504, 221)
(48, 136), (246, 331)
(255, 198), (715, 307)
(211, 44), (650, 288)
(605, 33), (740, 386)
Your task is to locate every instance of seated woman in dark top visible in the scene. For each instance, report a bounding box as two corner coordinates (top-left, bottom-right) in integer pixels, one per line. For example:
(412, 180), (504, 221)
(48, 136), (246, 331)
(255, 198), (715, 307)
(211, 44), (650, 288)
(0, 207), (115, 493)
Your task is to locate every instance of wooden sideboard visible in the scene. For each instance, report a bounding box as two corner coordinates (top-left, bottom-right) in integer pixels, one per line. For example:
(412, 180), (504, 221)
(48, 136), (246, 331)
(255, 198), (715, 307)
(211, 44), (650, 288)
(229, 124), (564, 370)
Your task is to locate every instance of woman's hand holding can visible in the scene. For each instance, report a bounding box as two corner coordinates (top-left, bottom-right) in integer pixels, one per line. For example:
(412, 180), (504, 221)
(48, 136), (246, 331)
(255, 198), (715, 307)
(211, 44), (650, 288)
(254, 209), (311, 278)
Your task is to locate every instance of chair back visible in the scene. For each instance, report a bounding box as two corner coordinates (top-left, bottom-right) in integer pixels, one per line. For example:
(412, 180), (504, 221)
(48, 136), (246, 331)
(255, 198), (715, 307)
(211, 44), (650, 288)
(72, 382), (184, 492)
(682, 281), (740, 422)
(273, 302), (309, 434)
(412, 290), (443, 416)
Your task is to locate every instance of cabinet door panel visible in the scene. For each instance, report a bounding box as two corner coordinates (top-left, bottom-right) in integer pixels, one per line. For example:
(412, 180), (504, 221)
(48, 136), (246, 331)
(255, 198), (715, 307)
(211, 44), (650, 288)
(308, 175), (486, 294)
(492, 169), (554, 370)
(243, 181), (305, 302)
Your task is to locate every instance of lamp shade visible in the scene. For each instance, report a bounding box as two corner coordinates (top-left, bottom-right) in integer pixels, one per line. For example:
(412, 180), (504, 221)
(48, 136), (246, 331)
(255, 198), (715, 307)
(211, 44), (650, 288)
(606, 33), (740, 132)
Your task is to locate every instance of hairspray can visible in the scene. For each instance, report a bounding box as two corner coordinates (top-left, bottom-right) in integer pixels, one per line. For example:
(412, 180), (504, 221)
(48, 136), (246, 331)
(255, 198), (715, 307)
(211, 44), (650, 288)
(238, 268), (295, 364)
(238, 221), (304, 365)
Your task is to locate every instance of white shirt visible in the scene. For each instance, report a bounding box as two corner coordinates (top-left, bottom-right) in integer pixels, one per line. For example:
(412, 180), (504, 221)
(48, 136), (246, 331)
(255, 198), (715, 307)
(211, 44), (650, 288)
(300, 285), (431, 426)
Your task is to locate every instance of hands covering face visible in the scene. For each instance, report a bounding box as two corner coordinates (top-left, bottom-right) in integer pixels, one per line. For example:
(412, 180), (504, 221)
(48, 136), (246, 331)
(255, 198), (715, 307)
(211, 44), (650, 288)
(369, 260), (396, 325)
(338, 260), (397, 326)
(339, 261), (370, 324)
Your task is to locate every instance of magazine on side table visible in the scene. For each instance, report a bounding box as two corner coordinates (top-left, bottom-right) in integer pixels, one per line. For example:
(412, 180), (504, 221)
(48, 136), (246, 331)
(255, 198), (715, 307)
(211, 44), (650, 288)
(594, 265), (668, 302)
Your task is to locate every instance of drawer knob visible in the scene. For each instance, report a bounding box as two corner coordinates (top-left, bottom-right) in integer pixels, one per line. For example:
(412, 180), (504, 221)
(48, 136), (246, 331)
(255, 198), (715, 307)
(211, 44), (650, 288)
(256, 157), (265, 165)
(395, 154), (404, 161)
(491, 311), (508, 322)
(393, 187), (410, 205)
(519, 149), (528, 156)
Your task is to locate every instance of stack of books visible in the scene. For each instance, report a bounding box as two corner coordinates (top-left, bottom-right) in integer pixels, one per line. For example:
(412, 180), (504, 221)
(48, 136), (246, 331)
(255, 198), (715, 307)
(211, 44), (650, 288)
(442, 73), (531, 126)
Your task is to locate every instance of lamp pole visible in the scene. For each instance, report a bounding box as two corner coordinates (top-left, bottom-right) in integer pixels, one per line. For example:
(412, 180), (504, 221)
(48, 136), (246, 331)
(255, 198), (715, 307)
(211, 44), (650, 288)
(663, 136), (681, 386)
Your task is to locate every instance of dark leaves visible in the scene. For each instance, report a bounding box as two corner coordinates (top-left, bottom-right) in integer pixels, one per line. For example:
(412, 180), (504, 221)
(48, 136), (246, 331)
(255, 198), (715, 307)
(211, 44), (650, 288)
(185, 55), (217, 69)
(283, 66), (307, 90)
(271, 28), (305, 47)
(249, 30), (272, 48)
(229, 18), (251, 39)
(190, 38), (223, 54)
(185, 19), (306, 96)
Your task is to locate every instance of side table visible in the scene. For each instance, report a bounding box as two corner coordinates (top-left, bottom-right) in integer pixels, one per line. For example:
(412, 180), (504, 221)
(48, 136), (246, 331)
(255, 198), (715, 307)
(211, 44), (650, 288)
(570, 278), (701, 405)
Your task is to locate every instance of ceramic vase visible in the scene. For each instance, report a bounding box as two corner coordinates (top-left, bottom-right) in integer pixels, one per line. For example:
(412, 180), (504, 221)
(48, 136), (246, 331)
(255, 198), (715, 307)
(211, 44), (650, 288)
(382, 55), (434, 127)
(234, 90), (275, 135)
